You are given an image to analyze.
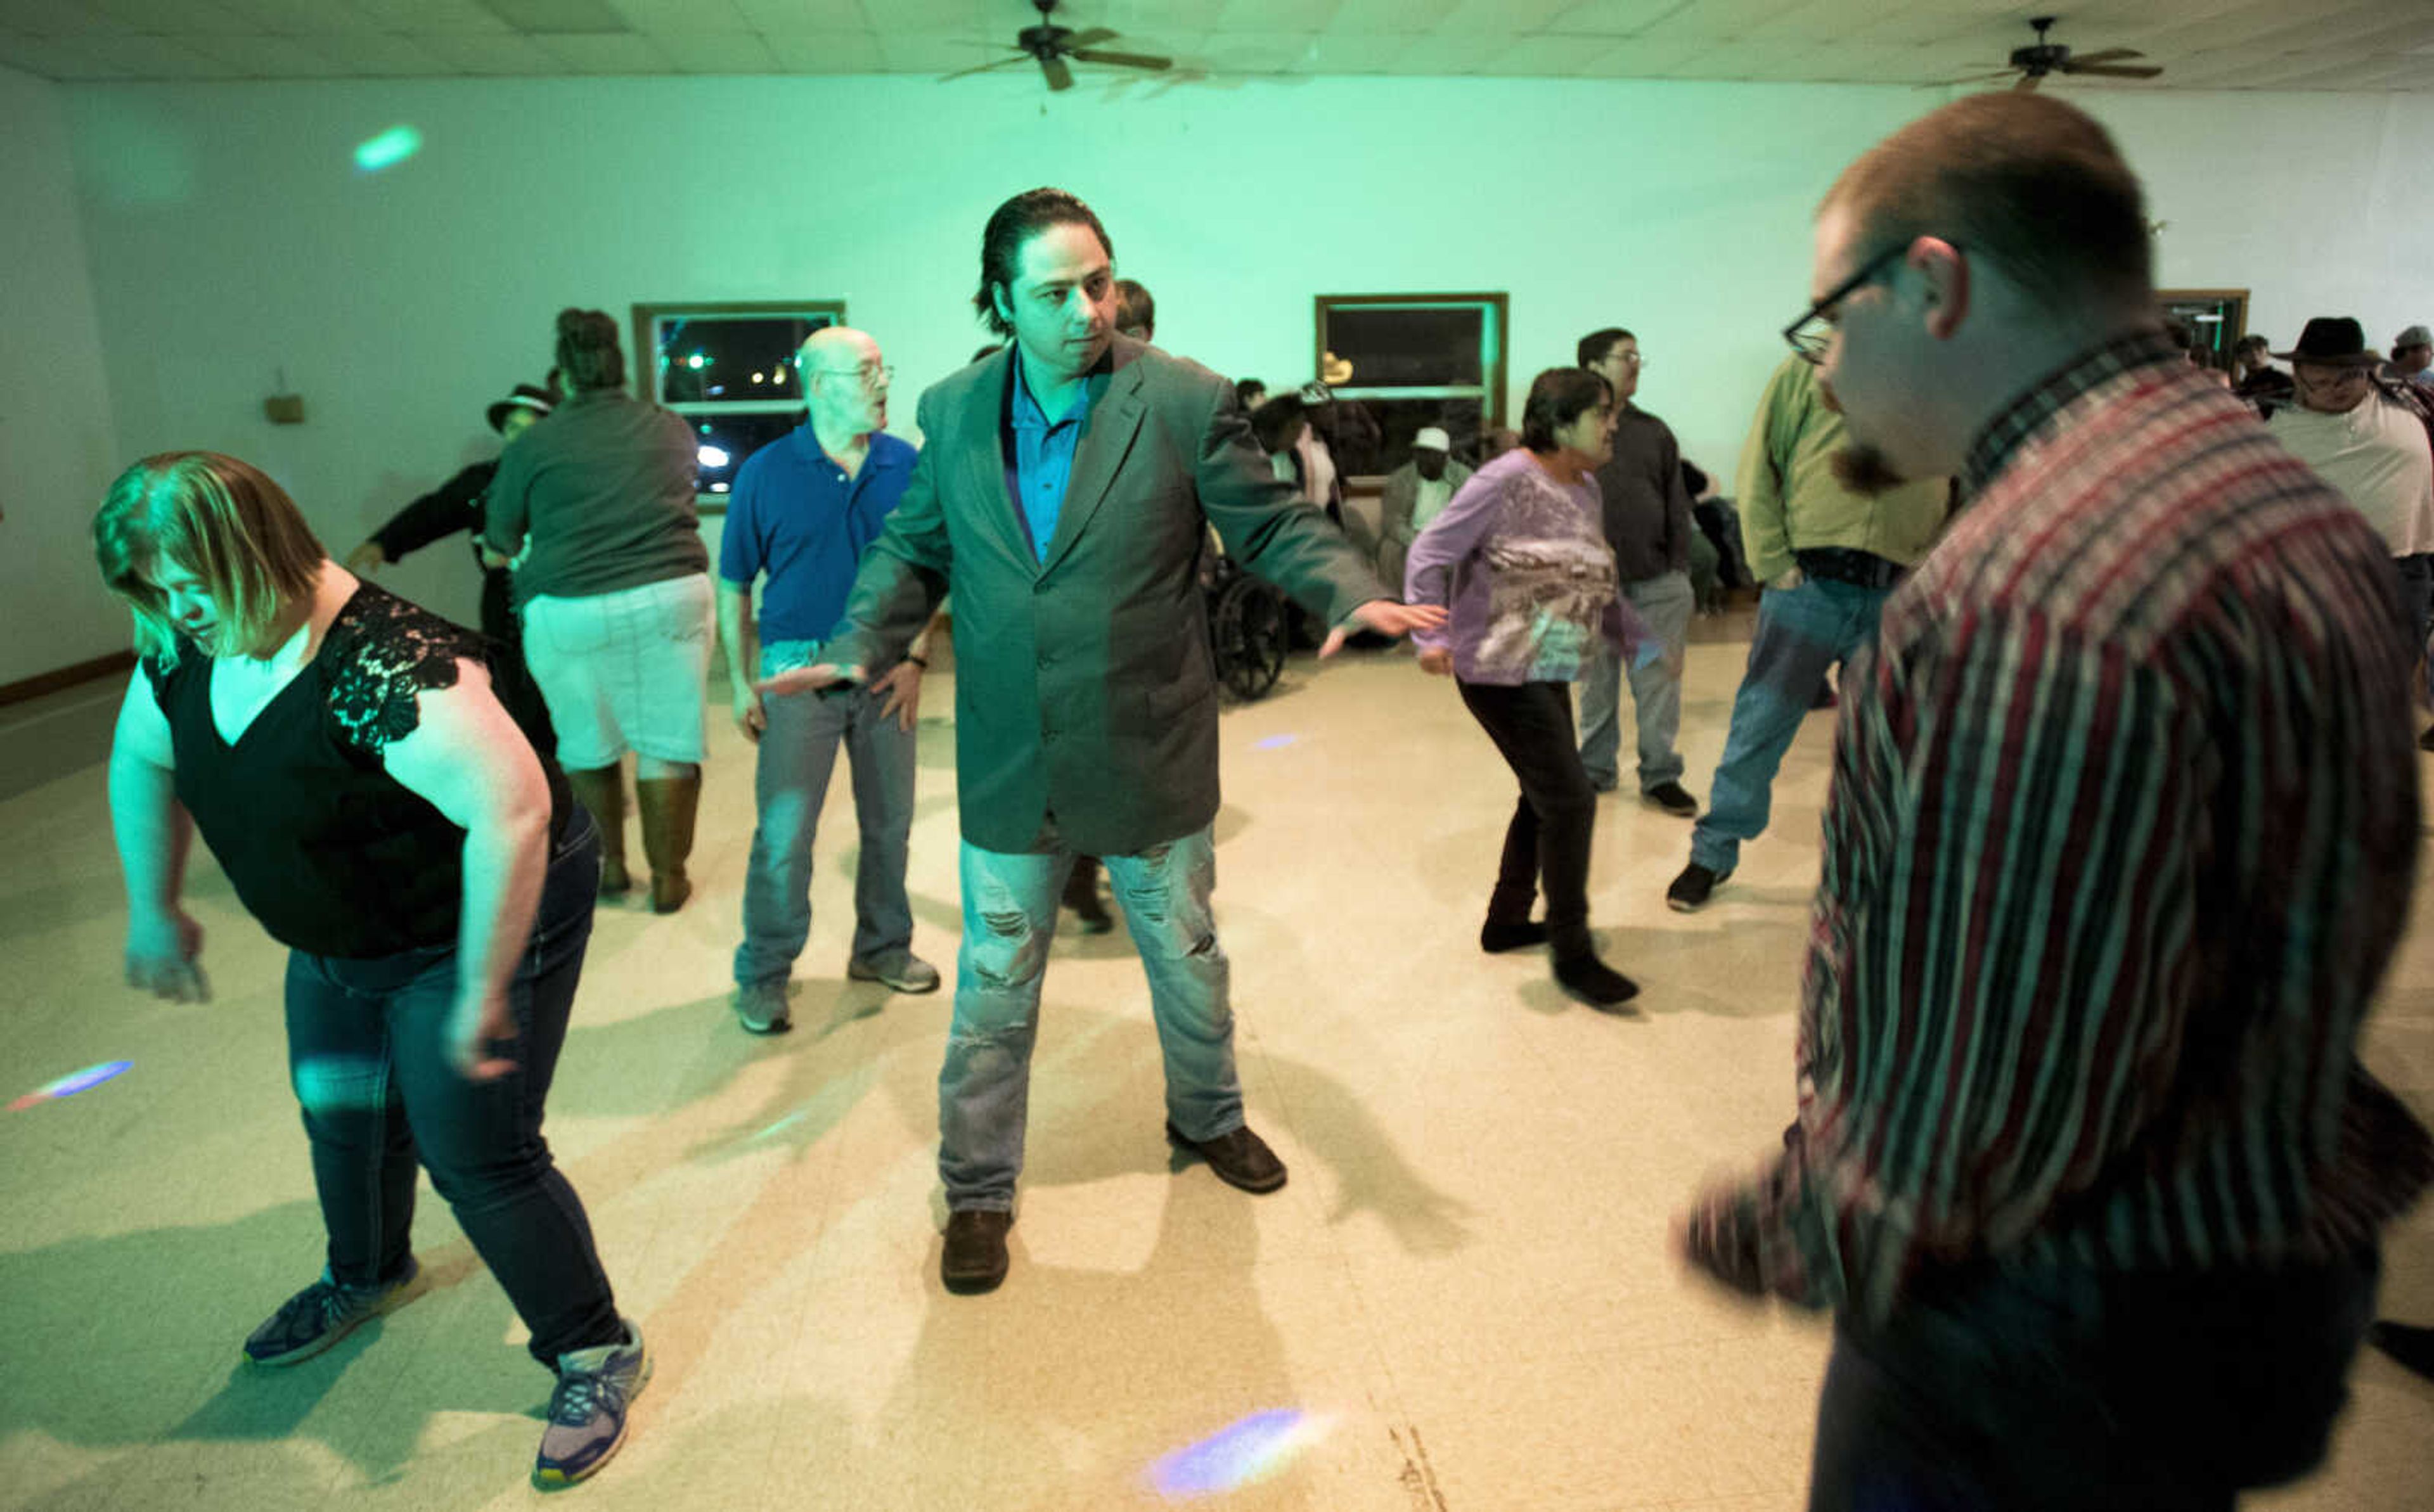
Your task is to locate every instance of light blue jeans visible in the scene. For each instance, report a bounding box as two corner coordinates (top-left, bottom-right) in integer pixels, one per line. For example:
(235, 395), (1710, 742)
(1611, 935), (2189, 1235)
(732, 640), (917, 987)
(1578, 570), (1695, 791)
(1690, 576), (1895, 875)
(939, 826), (1239, 1212)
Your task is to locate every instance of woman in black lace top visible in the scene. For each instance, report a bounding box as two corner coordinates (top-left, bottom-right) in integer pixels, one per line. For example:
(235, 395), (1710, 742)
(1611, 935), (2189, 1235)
(96, 452), (645, 1490)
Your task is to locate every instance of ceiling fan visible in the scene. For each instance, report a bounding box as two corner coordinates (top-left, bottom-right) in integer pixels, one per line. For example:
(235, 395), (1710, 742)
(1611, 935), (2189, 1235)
(942, 0), (1173, 93)
(1930, 15), (2165, 92)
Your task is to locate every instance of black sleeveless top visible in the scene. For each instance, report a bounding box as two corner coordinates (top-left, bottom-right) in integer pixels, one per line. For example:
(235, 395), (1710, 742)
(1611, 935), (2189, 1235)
(144, 582), (569, 959)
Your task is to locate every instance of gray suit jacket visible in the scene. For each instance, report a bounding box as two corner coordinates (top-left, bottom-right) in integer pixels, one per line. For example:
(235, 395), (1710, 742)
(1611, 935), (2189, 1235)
(825, 336), (1386, 855)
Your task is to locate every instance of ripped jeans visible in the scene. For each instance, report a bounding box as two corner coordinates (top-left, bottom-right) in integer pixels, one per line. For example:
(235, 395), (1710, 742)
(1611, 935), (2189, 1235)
(939, 826), (1239, 1211)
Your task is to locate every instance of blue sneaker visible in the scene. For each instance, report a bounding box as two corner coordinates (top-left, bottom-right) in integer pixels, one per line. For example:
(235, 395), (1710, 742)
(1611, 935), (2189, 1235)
(533, 1320), (649, 1490)
(243, 1258), (418, 1366)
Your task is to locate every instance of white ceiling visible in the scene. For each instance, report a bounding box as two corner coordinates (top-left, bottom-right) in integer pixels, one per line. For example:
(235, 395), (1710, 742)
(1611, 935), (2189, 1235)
(1, 0), (2430, 92)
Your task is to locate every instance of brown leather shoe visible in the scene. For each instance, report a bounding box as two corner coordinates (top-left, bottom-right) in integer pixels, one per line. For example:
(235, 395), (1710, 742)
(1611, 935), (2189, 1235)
(941, 1209), (1012, 1295)
(1165, 1121), (1287, 1193)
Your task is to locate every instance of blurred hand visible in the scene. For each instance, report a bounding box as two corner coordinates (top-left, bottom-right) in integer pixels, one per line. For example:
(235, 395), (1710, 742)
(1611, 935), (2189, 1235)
(479, 548), (513, 570)
(449, 987), (517, 1082)
(1320, 599), (1449, 658)
(343, 542), (388, 577)
(757, 662), (863, 698)
(1770, 568), (1805, 593)
(125, 908), (209, 1003)
(1417, 646), (1454, 677)
(732, 690), (767, 743)
(875, 660), (924, 733)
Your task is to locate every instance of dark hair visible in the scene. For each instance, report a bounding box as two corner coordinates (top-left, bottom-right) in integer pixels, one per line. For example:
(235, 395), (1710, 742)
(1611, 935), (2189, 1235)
(1681, 460), (1710, 496)
(554, 309), (624, 392)
(973, 187), (1115, 338)
(1823, 93), (2151, 309)
(1249, 395), (1306, 454)
(1576, 328), (1635, 368)
(2234, 333), (2270, 356)
(1235, 378), (1266, 409)
(1113, 278), (1155, 338)
(1521, 368), (1612, 452)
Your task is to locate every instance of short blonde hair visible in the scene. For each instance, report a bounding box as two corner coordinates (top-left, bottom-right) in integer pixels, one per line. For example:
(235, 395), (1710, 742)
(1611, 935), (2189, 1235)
(94, 452), (324, 663)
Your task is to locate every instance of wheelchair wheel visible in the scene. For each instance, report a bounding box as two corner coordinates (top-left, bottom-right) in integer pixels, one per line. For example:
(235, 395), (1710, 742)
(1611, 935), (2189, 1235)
(1210, 574), (1287, 700)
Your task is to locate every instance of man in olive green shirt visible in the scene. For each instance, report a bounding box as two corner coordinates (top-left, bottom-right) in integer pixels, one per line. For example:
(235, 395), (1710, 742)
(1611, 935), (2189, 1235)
(1667, 356), (1948, 911)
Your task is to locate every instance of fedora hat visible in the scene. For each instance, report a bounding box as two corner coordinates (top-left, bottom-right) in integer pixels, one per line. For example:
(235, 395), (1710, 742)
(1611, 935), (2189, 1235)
(486, 382), (557, 433)
(2273, 317), (2379, 368)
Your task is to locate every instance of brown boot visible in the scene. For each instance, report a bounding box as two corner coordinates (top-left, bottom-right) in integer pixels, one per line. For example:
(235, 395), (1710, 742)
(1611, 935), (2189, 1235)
(563, 766), (630, 896)
(634, 772), (701, 914)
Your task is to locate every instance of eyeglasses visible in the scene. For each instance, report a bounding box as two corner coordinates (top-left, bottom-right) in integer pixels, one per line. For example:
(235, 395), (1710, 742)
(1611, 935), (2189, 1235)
(804, 362), (892, 388)
(1782, 240), (1936, 364)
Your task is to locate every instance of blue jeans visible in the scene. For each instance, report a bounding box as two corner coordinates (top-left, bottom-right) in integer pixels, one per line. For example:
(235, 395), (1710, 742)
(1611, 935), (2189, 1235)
(733, 640), (918, 986)
(283, 808), (621, 1365)
(939, 826), (1239, 1211)
(1808, 1250), (2376, 1511)
(2395, 553), (2433, 706)
(1690, 576), (1893, 875)
(1578, 570), (1694, 791)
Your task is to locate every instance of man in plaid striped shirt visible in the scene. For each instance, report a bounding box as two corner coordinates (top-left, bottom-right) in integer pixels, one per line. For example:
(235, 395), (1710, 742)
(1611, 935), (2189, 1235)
(1678, 93), (2432, 1509)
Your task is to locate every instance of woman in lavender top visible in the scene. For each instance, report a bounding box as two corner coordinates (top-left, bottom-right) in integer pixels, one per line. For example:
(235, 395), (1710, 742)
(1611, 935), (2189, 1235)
(1405, 368), (1647, 1008)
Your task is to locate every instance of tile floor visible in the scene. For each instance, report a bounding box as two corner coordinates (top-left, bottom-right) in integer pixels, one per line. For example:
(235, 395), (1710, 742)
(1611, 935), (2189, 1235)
(1, 622), (2428, 1511)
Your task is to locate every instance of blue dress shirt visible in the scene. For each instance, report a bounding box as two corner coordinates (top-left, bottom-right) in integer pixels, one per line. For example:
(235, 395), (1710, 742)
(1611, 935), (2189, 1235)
(1004, 355), (1107, 563)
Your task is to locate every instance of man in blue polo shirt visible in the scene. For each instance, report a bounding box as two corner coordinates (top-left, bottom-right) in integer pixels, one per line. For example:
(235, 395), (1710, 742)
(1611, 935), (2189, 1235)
(719, 326), (944, 1034)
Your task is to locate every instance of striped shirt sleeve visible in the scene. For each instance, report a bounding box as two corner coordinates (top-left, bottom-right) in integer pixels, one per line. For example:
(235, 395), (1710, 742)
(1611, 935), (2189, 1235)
(1687, 609), (2205, 1317)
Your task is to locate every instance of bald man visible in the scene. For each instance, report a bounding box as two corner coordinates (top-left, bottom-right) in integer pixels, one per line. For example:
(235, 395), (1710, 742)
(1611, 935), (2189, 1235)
(719, 327), (945, 1034)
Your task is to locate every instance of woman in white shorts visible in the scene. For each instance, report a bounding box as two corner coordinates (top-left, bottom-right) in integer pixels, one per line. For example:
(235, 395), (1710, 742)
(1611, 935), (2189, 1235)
(485, 308), (713, 913)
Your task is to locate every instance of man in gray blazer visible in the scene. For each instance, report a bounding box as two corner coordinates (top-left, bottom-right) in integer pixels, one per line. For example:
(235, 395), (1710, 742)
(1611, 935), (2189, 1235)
(764, 188), (1440, 1294)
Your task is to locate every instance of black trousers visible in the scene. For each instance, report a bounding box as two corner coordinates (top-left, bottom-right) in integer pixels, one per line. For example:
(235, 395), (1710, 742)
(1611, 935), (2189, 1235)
(1455, 679), (1598, 951)
(1808, 1248), (2379, 1511)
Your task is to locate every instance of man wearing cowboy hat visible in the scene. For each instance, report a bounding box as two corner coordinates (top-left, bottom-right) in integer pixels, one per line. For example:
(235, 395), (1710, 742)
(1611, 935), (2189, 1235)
(346, 380), (560, 742)
(2267, 316), (2434, 738)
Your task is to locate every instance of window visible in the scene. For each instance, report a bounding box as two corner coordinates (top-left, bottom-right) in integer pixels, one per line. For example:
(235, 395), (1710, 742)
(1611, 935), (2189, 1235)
(631, 301), (844, 507)
(2157, 288), (2248, 369)
(1313, 293), (1508, 479)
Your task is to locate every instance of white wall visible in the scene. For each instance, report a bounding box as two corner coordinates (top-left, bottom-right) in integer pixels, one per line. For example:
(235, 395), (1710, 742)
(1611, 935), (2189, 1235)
(43, 72), (2434, 635)
(1, 63), (126, 686)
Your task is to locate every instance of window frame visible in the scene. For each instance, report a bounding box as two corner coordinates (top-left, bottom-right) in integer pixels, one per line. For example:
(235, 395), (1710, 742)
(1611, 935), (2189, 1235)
(631, 298), (846, 512)
(1313, 292), (1509, 484)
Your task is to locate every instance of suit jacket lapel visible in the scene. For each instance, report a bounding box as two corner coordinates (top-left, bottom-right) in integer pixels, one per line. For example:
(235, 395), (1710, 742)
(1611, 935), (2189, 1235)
(961, 350), (1040, 578)
(1039, 358), (1146, 576)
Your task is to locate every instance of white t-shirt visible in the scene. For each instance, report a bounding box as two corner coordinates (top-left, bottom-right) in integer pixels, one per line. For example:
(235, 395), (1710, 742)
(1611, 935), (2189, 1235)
(2271, 394), (2434, 556)
(1410, 474), (1455, 532)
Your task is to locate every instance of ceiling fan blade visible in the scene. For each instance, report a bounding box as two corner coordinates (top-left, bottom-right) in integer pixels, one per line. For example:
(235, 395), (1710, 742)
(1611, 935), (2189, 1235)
(1062, 28), (1117, 49)
(1068, 47), (1172, 70)
(2014, 72), (2044, 91)
(2063, 61), (2164, 78)
(939, 52), (1029, 82)
(1041, 52), (1074, 91)
(2066, 48), (2144, 67)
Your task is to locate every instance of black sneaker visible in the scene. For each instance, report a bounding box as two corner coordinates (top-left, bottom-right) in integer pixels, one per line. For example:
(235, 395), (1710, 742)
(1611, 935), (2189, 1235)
(1666, 862), (1730, 913)
(243, 1259), (418, 1366)
(1642, 781), (1699, 817)
(1554, 951), (1640, 1009)
(1479, 919), (1549, 954)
